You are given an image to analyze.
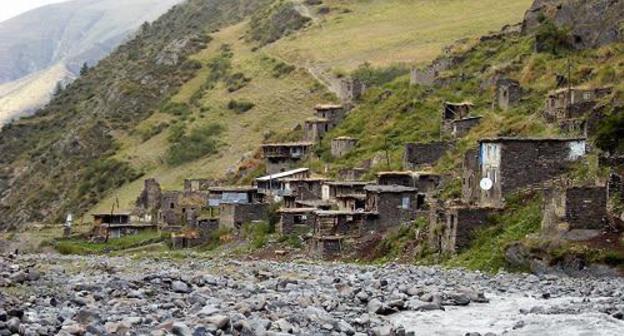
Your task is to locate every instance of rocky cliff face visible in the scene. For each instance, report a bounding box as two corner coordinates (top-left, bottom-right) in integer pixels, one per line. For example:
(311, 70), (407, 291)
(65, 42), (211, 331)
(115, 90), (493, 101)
(523, 0), (624, 49)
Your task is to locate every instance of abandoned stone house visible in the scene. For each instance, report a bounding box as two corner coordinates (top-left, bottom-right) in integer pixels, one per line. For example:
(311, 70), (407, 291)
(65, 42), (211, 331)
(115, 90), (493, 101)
(429, 206), (498, 253)
(321, 181), (373, 202)
(463, 137), (588, 208)
(495, 78), (522, 111)
(314, 104), (345, 127)
(311, 236), (343, 258)
(403, 141), (452, 169)
(338, 77), (366, 103)
(92, 212), (156, 239)
(134, 178), (162, 224)
(410, 56), (458, 87)
(277, 207), (316, 235)
(450, 116), (482, 138)
(219, 203), (268, 231)
(335, 194), (367, 212)
(443, 102), (473, 123)
(331, 136), (358, 158)
(261, 142), (314, 174)
(159, 191), (207, 227)
(542, 185), (608, 238)
(544, 87), (612, 123)
(363, 185), (422, 231)
(256, 168), (311, 200)
(304, 117), (330, 142)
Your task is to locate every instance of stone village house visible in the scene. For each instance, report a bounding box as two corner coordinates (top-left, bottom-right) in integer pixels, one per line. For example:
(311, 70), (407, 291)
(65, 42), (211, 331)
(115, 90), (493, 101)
(261, 142), (313, 174)
(463, 137), (588, 208)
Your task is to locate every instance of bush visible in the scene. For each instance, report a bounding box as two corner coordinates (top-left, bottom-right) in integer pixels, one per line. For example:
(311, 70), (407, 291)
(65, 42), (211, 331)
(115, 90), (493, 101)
(161, 102), (191, 117)
(242, 221), (272, 249)
(352, 62), (410, 87)
(595, 109), (624, 154)
(535, 20), (571, 54)
(272, 61), (296, 78)
(247, 1), (311, 46)
(226, 72), (251, 92)
(166, 123), (224, 165)
(227, 99), (255, 113)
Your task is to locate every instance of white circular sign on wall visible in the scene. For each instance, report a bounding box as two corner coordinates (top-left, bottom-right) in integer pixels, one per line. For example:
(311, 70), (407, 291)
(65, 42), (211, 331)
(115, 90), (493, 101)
(480, 177), (493, 191)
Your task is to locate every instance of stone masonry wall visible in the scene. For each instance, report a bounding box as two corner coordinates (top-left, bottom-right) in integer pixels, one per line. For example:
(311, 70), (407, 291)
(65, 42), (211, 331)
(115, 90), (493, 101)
(404, 141), (452, 169)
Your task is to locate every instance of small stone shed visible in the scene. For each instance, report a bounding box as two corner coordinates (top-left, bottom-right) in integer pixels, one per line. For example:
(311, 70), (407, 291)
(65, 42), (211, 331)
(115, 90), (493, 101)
(466, 137), (587, 208)
(331, 136), (358, 158)
(314, 104), (345, 127)
(279, 177), (329, 201)
(261, 142), (314, 174)
(314, 210), (373, 237)
(403, 141), (453, 170)
(277, 207), (316, 236)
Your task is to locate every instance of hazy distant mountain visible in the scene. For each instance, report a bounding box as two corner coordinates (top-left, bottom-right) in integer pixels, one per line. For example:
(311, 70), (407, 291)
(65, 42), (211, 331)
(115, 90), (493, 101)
(0, 0), (182, 124)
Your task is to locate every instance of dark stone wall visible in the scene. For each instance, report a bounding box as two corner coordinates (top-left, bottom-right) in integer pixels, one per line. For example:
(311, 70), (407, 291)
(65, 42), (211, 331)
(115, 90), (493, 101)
(453, 208), (496, 251)
(565, 186), (607, 230)
(452, 118), (482, 138)
(499, 141), (582, 196)
(279, 212), (314, 235)
(366, 192), (418, 230)
(219, 203), (268, 230)
(160, 191), (182, 226)
(462, 149), (480, 205)
(378, 175), (413, 187)
(404, 141), (451, 169)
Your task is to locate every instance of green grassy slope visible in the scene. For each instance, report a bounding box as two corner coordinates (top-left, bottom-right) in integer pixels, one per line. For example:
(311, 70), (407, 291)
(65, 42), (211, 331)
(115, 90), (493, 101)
(89, 0), (533, 215)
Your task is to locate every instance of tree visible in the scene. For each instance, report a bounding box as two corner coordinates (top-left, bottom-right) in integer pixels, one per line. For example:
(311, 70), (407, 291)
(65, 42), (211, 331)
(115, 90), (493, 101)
(80, 62), (90, 76)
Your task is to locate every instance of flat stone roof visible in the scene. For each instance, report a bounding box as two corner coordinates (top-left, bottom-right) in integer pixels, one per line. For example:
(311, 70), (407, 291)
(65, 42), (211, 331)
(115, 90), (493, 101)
(364, 185), (418, 193)
(325, 181), (375, 186)
(479, 137), (586, 143)
(278, 207), (317, 213)
(261, 142), (314, 147)
(315, 104), (343, 110)
(208, 186), (257, 192)
(314, 210), (375, 216)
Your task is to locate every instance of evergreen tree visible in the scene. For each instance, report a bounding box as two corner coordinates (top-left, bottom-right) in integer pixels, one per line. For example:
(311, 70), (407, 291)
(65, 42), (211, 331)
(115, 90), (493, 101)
(80, 62), (89, 76)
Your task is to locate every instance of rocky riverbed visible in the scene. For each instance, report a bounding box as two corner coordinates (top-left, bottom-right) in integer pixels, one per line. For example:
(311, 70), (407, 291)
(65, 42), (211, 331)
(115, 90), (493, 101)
(1, 254), (623, 336)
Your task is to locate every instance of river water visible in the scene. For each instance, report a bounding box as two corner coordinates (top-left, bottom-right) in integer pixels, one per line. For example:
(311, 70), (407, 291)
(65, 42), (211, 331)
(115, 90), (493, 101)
(391, 294), (624, 335)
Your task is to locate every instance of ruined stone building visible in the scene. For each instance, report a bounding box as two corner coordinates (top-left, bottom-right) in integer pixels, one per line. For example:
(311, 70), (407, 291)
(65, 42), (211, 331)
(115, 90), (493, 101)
(311, 210), (375, 258)
(331, 136), (358, 158)
(256, 168), (311, 200)
(219, 203), (268, 231)
(261, 142), (313, 174)
(495, 78), (522, 111)
(134, 178), (162, 224)
(463, 137), (587, 208)
(451, 116), (482, 138)
(277, 207), (316, 235)
(159, 191), (207, 228)
(443, 102), (472, 125)
(92, 212), (156, 239)
(304, 117), (330, 142)
(544, 86), (612, 135)
(314, 104), (345, 128)
(430, 206), (498, 254)
(542, 185), (608, 239)
(335, 194), (367, 212)
(404, 141), (452, 170)
(376, 171), (441, 195)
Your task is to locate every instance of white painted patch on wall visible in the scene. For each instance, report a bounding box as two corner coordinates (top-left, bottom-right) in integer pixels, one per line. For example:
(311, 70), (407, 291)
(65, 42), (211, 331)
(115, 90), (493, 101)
(567, 140), (586, 160)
